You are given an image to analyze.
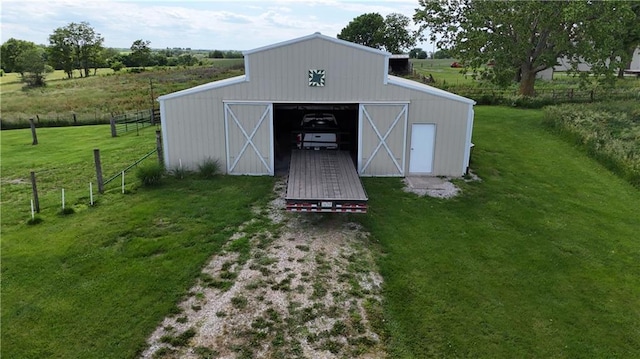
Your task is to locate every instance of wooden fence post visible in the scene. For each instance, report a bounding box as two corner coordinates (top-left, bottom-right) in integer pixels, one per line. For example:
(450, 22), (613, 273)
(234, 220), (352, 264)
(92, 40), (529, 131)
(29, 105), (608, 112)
(29, 119), (38, 145)
(30, 171), (40, 213)
(94, 149), (104, 194)
(156, 130), (164, 167)
(110, 117), (117, 137)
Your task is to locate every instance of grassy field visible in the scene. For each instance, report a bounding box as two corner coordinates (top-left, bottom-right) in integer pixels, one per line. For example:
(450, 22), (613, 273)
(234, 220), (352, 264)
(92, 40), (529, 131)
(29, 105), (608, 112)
(0, 60), (244, 124)
(360, 107), (640, 358)
(1, 126), (274, 358)
(2, 107), (638, 358)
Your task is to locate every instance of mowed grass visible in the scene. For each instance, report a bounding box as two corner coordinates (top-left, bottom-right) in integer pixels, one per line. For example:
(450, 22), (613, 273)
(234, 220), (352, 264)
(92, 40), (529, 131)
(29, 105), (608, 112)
(1, 126), (159, 226)
(360, 106), (640, 358)
(1, 126), (274, 358)
(3, 106), (639, 358)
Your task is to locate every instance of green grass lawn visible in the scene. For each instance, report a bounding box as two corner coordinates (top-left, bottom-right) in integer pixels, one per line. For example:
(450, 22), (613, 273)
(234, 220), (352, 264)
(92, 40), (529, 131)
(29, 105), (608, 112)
(1, 126), (275, 358)
(360, 106), (640, 358)
(2, 107), (639, 358)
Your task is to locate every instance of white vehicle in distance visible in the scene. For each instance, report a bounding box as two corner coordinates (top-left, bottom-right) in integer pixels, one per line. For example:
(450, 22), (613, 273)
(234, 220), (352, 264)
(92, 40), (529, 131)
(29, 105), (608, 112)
(296, 113), (339, 150)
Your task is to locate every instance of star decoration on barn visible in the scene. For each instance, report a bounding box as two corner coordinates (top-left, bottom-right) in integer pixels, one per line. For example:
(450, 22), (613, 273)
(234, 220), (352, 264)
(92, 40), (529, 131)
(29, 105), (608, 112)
(308, 69), (325, 87)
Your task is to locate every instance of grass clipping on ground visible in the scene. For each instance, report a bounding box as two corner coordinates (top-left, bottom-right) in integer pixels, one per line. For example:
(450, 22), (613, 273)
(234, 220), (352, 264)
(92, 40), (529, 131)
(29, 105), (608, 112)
(142, 180), (386, 359)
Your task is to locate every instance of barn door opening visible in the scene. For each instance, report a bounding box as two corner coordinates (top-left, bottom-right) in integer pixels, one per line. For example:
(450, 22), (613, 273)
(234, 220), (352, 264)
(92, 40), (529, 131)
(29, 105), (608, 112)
(358, 103), (407, 176)
(409, 123), (436, 174)
(224, 102), (273, 175)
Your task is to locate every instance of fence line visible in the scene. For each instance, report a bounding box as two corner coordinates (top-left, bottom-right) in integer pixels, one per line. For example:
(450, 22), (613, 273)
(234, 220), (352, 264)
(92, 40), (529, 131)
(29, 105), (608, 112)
(110, 108), (160, 136)
(103, 149), (157, 186)
(1, 108), (160, 130)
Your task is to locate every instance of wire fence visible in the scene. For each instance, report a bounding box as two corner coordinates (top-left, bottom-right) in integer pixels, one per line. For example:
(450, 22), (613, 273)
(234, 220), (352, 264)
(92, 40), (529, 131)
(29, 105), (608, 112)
(111, 109), (160, 136)
(103, 149), (158, 187)
(1, 108), (161, 131)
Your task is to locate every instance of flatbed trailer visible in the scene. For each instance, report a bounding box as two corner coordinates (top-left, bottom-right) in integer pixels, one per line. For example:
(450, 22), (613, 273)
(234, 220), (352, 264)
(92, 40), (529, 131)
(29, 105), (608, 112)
(285, 150), (368, 213)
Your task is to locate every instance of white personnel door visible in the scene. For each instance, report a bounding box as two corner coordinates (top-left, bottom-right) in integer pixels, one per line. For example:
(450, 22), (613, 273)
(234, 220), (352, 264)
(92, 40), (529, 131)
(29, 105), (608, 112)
(409, 124), (436, 174)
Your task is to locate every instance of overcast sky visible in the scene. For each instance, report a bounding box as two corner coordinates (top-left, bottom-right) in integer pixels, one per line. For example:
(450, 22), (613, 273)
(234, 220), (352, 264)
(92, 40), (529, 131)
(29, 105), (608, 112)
(0, 0), (434, 51)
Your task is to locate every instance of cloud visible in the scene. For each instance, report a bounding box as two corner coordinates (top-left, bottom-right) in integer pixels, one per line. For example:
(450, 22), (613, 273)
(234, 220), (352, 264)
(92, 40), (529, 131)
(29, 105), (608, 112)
(1, 0), (429, 50)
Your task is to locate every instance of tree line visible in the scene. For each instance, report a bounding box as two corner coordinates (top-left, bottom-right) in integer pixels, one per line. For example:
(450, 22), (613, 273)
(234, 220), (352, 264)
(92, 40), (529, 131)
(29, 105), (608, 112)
(0, 21), (243, 87)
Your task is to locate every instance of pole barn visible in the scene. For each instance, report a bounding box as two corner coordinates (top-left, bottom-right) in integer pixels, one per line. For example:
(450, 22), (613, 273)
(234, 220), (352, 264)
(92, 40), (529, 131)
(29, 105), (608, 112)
(159, 33), (475, 182)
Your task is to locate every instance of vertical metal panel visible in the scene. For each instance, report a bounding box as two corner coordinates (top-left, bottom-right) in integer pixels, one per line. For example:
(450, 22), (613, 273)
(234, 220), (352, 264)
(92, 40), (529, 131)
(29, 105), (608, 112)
(161, 95), (227, 172)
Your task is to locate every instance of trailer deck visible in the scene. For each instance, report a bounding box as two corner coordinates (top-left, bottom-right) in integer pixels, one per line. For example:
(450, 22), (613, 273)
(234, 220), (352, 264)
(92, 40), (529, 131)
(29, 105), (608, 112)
(285, 150), (368, 213)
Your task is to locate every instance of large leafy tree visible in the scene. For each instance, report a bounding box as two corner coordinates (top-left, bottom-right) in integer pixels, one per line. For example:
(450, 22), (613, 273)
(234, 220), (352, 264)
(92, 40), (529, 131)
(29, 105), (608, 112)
(129, 39), (152, 67)
(48, 28), (75, 78)
(338, 13), (385, 49)
(381, 13), (417, 54)
(17, 47), (53, 87)
(48, 22), (104, 78)
(414, 0), (637, 96)
(1, 38), (37, 74)
(338, 13), (417, 53)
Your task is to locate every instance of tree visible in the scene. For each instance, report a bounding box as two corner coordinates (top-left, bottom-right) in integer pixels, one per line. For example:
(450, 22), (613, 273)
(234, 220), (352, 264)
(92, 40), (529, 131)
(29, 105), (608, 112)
(17, 47), (52, 87)
(177, 53), (198, 66)
(338, 13), (385, 49)
(382, 13), (417, 54)
(410, 48), (428, 59)
(48, 28), (75, 78)
(209, 50), (224, 58)
(338, 13), (417, 53)
(414, 0), (637, 96)
(1, 38), (37, 74)
(433, 49), (452, 59)
(130, 39), (151, 67)
(48, 22), (104, 78)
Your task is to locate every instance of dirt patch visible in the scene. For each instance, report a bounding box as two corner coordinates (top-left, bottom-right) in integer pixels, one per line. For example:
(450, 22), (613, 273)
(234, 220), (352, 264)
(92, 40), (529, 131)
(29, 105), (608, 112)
(3, 178), (29, 185)
(403, 172), (481, 198)
(142, 178), (385, 359)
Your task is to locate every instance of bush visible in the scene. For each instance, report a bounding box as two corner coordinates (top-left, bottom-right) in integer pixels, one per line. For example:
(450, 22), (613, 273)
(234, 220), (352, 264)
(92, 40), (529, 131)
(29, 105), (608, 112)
(136, 162), (164, 186)
(197, 158), (221, 179)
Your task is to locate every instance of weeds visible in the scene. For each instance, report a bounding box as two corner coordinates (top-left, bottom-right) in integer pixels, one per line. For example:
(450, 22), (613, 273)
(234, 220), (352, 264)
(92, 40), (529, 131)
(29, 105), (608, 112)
(198, 158), (221, 179)
(136, 162), (164, 186)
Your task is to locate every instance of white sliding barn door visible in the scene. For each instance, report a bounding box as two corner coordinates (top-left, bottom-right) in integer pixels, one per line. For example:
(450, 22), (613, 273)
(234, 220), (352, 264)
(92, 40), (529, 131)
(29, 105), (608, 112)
(224, 102), (273, 175)
(358, 103), (408, 176)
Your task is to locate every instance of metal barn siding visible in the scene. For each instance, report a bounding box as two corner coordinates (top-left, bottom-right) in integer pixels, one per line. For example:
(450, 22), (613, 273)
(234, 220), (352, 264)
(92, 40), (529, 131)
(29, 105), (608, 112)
(161, 96), (226, 171)
(159, 33), (475, 178)
(403, 98), (471, 176)
(241, 37), (390, 102)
